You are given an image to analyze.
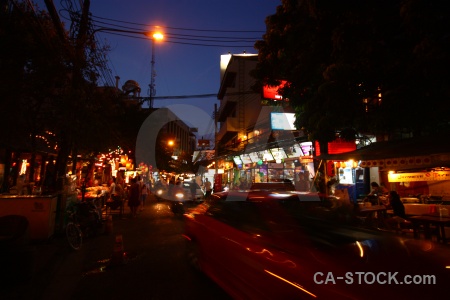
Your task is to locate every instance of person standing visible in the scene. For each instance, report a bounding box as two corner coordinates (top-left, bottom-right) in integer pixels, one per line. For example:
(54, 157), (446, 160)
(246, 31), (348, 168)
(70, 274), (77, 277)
(140, 180), (148, 210)
(127, 178), (140, 218)
(109, 176), (116, 196)
(204, 178), (212, 199)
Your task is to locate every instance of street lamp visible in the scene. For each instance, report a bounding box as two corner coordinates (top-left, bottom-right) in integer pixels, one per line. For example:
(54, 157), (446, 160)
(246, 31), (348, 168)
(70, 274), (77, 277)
(90, 27), (163, 107)
(149, 31), (164, 109)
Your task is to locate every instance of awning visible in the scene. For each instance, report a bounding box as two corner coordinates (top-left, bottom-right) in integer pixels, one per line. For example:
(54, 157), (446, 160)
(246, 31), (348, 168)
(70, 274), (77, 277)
(317, 134), (450, 169)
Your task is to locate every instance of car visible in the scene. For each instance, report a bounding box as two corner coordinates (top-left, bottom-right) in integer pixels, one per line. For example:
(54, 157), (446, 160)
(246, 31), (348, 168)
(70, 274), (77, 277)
(183, 190), (450, 299)
(153, 183), (169, 202)
(249, 181), (296, 191)
(153, 181), (203, 215)
(181, 181), (204, 201)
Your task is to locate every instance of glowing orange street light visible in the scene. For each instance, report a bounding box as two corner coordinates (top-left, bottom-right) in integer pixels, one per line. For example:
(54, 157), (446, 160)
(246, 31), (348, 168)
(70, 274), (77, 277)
(90, 27), (164, 108)
(152, 32), (164, 40)
(168, 140), (174, 147)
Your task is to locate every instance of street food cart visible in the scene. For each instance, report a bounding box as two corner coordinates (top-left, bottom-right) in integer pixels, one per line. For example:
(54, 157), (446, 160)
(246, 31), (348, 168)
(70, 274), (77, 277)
(0, 195), (58, 240)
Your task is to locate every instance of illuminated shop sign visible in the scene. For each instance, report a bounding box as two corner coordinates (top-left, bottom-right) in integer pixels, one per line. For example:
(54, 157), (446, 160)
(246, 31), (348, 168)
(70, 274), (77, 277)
(262, 80), (287, 100)
(249, 152), (261, 163)
(233, 156), (242, 165)
(284, 143), (302, 158)
(270, 148), (287, 162)
(261, 150), (274, 161)
(240, 153), (252, 164)
(300, 142), (312, 156)
(314, 139), (356, 156)
(388, 171), (450, 182)
(270, 112), (296, 130)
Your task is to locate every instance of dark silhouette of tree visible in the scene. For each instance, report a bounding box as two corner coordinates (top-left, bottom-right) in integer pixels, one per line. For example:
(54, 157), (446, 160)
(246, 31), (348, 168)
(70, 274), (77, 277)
(0, 2), (144, 191)
(253, 0), (450, 154)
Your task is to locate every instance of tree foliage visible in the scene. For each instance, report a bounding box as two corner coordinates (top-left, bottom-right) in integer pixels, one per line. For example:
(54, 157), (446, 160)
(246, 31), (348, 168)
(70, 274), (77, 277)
(253, 0), (450, 152)
(0, 2), (145, 189)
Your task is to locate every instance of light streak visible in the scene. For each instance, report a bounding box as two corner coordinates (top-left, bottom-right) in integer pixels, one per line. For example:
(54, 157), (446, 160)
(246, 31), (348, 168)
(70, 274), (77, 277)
(356, 241), (364, 257)
(264, 269), (317, 298)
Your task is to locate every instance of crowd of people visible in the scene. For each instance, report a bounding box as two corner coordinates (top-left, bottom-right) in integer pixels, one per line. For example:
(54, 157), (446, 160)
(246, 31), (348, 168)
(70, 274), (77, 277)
(105, 175), (151, 218)
(104, 175), (214, 218)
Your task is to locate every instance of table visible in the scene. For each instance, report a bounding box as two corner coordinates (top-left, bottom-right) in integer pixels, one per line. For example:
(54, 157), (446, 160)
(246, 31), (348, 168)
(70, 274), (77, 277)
(358, 205), (387, 217)
(408, 215), (450, 243)
(401, 197), (420, 203)
(357, 205), (387, 228)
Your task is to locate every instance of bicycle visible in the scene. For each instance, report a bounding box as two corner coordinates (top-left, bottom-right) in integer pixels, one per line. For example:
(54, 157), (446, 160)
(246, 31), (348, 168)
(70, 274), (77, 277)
(66, 205), (83, 250)
(65, 199), (104, 250)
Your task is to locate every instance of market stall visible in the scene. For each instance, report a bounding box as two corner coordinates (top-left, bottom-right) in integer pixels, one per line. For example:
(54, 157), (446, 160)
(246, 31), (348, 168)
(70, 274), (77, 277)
(0, 195), (58, 240)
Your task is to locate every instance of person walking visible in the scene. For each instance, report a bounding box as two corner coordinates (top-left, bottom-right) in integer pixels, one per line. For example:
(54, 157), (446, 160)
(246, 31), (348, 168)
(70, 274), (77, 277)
(204, 178), (212, 199)
(140, 180), (148, 210)
(127, 178), (140, 218)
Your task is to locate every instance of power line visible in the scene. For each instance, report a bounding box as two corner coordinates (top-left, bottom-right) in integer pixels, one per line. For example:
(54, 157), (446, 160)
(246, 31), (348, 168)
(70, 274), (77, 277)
(97, 31), (256, 48)
(91, 14), (266, 33)
(136, 94), (217, 101)
(90, 19), (263, 40)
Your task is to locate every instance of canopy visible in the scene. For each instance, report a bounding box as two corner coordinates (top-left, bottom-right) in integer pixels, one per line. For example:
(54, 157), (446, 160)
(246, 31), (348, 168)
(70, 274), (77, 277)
(317, 134), (450, 170)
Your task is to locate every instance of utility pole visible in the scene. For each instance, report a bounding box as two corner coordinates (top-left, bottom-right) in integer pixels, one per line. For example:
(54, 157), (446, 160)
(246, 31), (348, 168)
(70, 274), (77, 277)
(43, 0), (91, 190)
(214, 103), (218, 175)
(149, 39), (156, 108)
(44, 0), (65, 41)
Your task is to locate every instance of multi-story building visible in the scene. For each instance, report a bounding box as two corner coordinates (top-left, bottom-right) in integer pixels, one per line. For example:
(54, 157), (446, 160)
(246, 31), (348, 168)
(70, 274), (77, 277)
(155, 108), (195, 155)
(216, 53), (315, 190)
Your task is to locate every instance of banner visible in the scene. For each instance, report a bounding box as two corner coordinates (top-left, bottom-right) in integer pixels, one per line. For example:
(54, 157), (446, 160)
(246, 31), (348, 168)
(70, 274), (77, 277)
(388, 171), (450, 182)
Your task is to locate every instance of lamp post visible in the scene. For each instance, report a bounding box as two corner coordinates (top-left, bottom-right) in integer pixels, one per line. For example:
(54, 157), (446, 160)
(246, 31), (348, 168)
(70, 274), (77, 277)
(149, 32), (164, 108)
(90, 27), (163, 107)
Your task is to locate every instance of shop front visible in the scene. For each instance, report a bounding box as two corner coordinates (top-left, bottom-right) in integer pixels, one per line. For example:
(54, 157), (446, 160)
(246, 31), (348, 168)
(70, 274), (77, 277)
(217, 141), (315, 191)
(319, 135), (450, 204)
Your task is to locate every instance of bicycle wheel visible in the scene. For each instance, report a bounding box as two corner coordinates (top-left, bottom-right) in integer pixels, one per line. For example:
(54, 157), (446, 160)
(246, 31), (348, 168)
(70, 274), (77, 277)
(66, 222), (83, 250)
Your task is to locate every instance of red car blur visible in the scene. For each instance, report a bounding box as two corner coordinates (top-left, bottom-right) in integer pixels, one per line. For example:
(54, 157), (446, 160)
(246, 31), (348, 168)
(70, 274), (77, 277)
(183, 190), (450, 300)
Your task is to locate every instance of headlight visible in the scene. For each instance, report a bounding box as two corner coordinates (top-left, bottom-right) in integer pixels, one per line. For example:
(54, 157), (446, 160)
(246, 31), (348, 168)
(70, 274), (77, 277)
(157, 189), (163, 195)
(175, 192), (184, 199)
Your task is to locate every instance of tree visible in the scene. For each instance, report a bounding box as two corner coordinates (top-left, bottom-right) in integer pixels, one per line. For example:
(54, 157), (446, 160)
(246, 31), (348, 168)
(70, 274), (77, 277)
(253, 0), (450, 155)
(0, 2), (142, 191)
(0, 3), (73, 189)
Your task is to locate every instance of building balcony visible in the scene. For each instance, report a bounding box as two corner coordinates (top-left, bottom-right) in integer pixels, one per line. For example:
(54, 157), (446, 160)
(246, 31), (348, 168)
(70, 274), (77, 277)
(217, 117), (239, 144)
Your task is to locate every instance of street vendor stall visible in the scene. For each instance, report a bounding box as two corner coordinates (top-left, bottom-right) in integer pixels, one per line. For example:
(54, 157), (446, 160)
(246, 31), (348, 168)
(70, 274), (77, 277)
(0, 195), (58, 240)
(317, 134), (450, 200)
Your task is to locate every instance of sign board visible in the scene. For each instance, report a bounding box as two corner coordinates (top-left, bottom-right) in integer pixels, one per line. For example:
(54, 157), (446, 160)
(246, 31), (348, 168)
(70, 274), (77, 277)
(233, 156), (243, 165)
(270, 112), (296, 130)
(270, 148), (287, 161)
(388, 171), (450, 182)
(262, 80), (287, 100)
(284, 144), (302, 158)
(214, 173), (223, 192)
(240, 153), (252, 164)
(249, 152), (262, 163)
(260, 150), (274, 161)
